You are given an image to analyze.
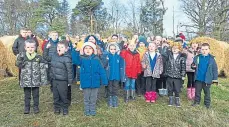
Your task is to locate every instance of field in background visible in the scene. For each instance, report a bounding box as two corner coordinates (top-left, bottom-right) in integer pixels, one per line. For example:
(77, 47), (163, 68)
(0, 78), (229, 127)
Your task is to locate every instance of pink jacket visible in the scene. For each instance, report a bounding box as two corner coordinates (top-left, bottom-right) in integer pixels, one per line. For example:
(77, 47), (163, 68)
(183, 48), (195, 72)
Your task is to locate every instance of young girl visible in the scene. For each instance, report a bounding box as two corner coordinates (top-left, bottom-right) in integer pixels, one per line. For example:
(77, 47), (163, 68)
(142, 42), (163, 103)
(76, 42), (108, 116)
(136, 37), (148, 96)
(16, 39), (48, 114)
(103, 44), (124, 108)
(120, 40), (141, 103)
(183, 42), (200, 100)
(164, 43), (186, 107)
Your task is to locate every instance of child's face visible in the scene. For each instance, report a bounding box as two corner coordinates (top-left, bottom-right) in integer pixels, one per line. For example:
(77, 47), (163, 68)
(84, 46), (94, 56)
(57, 44), (68, 56)
(88, 36), (96, 44)
(26, 30), (32, 36)
(201, 46), (210, 56)
(172, 46), (180, 54)
(20, 30), (27, 38)
(25, 43), (36, 54)
(139, 42), (145, 47)
(50, 33), (58, 41)
(148, 43), (157, 52)
(109, 45), (116, 55)
(155, 36), (162, 46)
(128, 43), (136, 51)
(112, 36), (118, 41)
(191, 43), (198, 50)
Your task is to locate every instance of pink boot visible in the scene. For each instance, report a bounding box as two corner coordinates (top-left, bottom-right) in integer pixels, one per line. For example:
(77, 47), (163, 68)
(144, 92), (151, 103)
(191, 87), (195, 100)
(151, 92), (157, 103)
(187, 88), (192, 100)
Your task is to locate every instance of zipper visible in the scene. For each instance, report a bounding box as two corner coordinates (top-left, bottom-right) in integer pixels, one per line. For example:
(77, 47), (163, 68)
(31, 60), (33, 86)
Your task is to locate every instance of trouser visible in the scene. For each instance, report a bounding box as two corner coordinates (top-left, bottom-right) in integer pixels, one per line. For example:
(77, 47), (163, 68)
(52, 80), (69, 110)
(83, 88), (99, 113)
(145, 77), (157, 92)
(125, 77), (136, 90)
(135, 72), (146, 94)
(156, 77), (167, 92)
(18, 68), (21, 84)
(194, 81), (211, 107)
(187, 72), (195, 88)
(108, 80), (119, 96)
(24, 87), (39, 108)
(67, 86), (71, 104)
(167, 77), (181, 97)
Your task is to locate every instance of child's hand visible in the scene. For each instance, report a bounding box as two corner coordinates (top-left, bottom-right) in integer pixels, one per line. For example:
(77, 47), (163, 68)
(46, 42), (51, 48)
(68, 84), (71, 86)
(182, 77), (185, 80)
(212, 80), (218, 85)
(142, 63), (147, 69)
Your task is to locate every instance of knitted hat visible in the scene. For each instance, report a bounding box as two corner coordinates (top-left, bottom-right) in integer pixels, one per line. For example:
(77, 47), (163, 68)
(82, 42), (97, 54)
(138, 37), (147, 45)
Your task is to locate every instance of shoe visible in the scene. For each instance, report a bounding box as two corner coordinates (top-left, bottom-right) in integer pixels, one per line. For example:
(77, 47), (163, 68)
(144, 92), (151, 103)
(33, 106), (39, 114)
(112, 96), (118, 108)
(175, 97), (181, 107)
(63, 109), (68, 115)
(151, 92), (157, 103)
(192, 102), (200, 107)
(130, 90), (136, 100)
(168, 96), (173, 106)
(191, 87), (195, 100)
(187, 88), (192, 100)
(124, 90), (130, 103)
(90, 111), (96, 116)
(24, 107), (30, 114)
(84, 110), (90, 116)
(54, 109), (60, 115)
(108, 96), (113, 107)
(104, 86), (108, 98)
(205, 105), (210, 109)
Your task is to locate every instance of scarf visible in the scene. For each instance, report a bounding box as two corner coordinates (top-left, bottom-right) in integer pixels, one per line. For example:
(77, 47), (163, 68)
(26, 52), (37, 60)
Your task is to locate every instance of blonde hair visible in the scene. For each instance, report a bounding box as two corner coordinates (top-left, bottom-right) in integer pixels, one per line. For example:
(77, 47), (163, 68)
(49, 31), (58, 35)
(171, 42), (182, 51)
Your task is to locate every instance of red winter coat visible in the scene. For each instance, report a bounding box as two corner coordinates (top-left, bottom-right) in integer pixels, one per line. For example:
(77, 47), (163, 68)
(120, 49), (142, 79)
(41, 39), (48, 51)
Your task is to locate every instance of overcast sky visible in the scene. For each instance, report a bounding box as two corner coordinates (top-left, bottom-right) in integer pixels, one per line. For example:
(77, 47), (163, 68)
(66, 0), (188, 37)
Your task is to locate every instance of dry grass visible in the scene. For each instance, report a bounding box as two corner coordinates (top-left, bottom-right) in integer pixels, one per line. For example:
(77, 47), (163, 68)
(0, 78), (229, 127)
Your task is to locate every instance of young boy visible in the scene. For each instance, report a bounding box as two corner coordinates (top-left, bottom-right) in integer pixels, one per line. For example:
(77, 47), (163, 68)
(164, 43), (186, 107)
(75, 42), (108, 116)
(43, 40), (73, 115)
(120, 40), (141, 103)
(103, 44), (124, 108)
(141, 42), (163, 103)
(16, 39), (48, 114)
(42, 31), (59, 92)
(192, 43), (218, 109)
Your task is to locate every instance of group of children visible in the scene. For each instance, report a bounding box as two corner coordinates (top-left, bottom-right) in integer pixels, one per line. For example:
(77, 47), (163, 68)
(13, 28), (218, 116)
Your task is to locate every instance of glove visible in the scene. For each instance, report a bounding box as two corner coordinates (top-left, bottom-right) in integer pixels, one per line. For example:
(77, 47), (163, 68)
(68, 84), (72, 86)
(182, 77), (185, 80)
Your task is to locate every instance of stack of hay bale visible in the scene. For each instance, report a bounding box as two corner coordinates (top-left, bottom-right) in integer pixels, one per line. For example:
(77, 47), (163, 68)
(0, 36), (43, 78)
(190, 37), (229, 77)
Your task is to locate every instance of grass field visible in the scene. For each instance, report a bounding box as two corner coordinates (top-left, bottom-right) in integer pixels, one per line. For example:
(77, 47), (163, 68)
(0, 77), (229, 127)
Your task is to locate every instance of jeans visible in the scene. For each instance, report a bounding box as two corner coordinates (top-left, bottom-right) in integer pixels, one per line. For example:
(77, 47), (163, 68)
(125, 77), (136, 90)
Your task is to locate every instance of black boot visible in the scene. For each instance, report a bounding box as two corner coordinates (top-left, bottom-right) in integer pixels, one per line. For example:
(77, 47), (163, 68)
(175, 97), (181, 107)
(192, 102), (200, 107)
(54, 108), (60, 115)
(125, 90), (130, 103)
(24, 107), (30, 114)
(104, 86), (108, 98)
(63, 109), (68, 115)
(168, 96), (173, 106)
(33, 106), (39, 114)
(130, 90), (136, 100)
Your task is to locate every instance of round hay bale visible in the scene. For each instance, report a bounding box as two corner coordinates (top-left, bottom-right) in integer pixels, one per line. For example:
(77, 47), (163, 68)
(0, 40), (7, 79)
(190, 37), (229, 75)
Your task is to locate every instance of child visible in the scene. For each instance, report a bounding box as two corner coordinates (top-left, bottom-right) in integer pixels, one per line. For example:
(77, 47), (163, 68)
(43, 40), (73, 115)
(142, 42), (163, 103)
(77, 42), (108, 116)
(191, 43), (218, 109)
(164, 43), (186, 107)
(120, 40), (141, 103)
(183, 42), (200, 100)
(103, 44), (124, 107)
(136, 37), (148, 96)
(42, 31), (59, 92)
(16, 39), (48, 114)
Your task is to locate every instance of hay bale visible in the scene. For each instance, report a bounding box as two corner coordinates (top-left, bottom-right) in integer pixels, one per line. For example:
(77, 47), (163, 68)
(0, 40), (7, 79)
(0, 36), (44, 77)
(190, 37), (229, 76)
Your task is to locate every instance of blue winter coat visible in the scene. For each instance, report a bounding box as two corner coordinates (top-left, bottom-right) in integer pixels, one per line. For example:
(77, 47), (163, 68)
(192, 54), (218, 85)
(77, 54), (108, 89)
(102, 52), (125, 82)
